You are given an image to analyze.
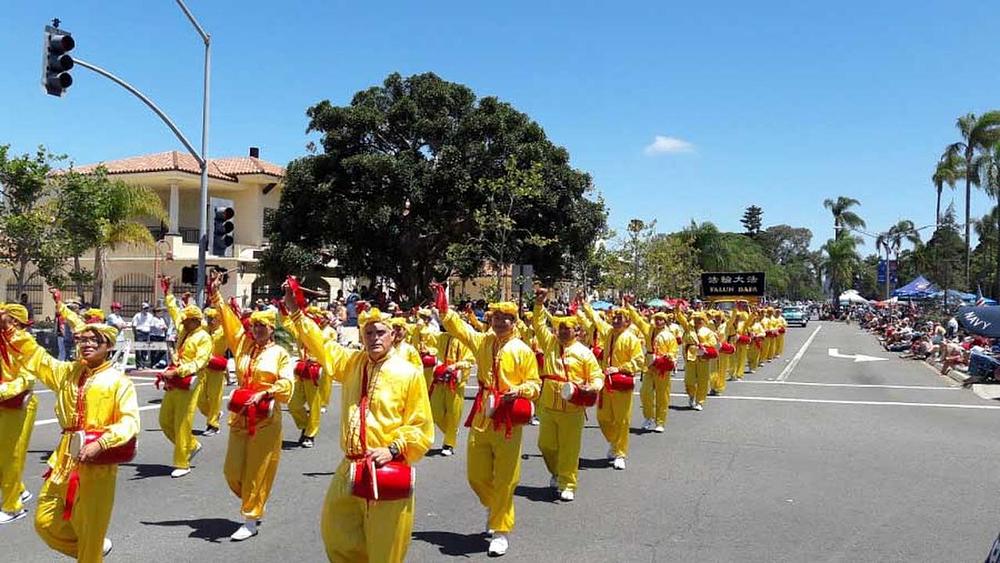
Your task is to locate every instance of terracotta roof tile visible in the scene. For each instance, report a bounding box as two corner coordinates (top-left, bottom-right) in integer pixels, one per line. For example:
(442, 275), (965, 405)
(73, 150), (285, 183)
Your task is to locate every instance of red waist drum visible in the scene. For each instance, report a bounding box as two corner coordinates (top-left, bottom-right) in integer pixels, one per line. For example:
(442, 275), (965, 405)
(560, 382), (598, 407)
(349, 459), (414, 501)
(227, 388), (275, 419)
(606, 372), (635, 391)
(69, 430), (137, 465)
(420, 354), (437, 368)
(0, 389), (32, 409)
(485, 394), (534, 426)
(207, 355), (229, 372)
(720, 342), (735, 355)
(294, 359), (322, 383)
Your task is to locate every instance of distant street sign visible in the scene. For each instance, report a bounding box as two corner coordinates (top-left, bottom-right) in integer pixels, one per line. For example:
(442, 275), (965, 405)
(701, 272), (766, 297)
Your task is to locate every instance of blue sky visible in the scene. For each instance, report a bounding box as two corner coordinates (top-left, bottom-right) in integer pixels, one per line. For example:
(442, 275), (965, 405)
(5, 1), (999, 253)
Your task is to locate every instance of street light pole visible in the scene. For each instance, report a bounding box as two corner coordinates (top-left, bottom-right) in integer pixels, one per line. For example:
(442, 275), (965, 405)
(175, 0), (211, 307)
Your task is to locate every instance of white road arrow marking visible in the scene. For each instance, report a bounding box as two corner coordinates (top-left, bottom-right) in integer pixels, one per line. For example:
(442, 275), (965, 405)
(828, 348), (887, 362)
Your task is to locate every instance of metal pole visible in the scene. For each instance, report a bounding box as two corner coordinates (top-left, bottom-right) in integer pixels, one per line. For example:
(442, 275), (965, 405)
(73, 58), (202, 164)
(175, 0), (211, 307)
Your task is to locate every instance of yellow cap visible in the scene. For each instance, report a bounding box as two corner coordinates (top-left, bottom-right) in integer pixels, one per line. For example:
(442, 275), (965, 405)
(249, 309), (277, 328)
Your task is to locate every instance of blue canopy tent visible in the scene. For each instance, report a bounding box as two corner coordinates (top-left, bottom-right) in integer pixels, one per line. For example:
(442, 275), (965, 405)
(591, 300), (614, 311)
(645, 298), (669, 308)
(930, 289), (978, 303)
(892, 275), (938, 299)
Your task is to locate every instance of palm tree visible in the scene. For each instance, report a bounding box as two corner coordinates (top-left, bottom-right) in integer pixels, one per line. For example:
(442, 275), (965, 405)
(975, 142), (1000, 297)
(821, 235), (861, 307)
(823, 197), (866, 239)
(874, 220), (923, 298)
(90, 178), (167, 307)
(932, 153), (962, 227)
(945, 111), (1000, 286)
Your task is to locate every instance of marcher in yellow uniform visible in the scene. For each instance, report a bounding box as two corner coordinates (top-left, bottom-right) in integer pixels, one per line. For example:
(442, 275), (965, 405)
(775, 310), (788, 356)
(582, 300), (643, 470)
(318, 319), (338, 412)
(284, 306), (327, 448)
(625, 302), (677, 433)
(709, 311), (729, 395)
(428, 325), (474, 457)
(533, 289), (603, 500)
(748, 312), (766, 372)
(391, 318), (424, 372)
(435, 285), (540, 558)
(7, 306), (138, 561)
(0, 304), (39, 524)
(162, 286), (212, 478)
(764, 308), (779, 362)
(286, 285), (433, 563)
(208, 271), (294, 542)
(197, 308), (229, 436)
(681, 311), (719, 411)
(731, 302), (752, 380)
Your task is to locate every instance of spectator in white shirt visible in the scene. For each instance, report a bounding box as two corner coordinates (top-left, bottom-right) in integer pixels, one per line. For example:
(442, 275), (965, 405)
(132, 301), (154, 368)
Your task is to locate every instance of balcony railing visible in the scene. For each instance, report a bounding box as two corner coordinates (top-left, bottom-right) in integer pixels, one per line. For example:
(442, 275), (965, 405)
(146, 225), (200, 244)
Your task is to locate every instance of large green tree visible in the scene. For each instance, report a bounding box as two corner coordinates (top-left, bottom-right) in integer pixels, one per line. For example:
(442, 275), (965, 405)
(945, 111), (1000, 286)
(821, 235), (861, 306)
(823, 196), (866, 239)
(741, 205), (763, 236)
(263, 72), (606, 301)
(0, 145), (71, 294)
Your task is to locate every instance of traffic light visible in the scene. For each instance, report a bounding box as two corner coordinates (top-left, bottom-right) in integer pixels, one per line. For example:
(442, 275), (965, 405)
(212, 206), (235, 256)
(42, 24), (75, 97)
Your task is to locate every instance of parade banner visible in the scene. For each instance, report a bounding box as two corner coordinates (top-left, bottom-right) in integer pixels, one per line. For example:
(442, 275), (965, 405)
(701, 272), (766, 297)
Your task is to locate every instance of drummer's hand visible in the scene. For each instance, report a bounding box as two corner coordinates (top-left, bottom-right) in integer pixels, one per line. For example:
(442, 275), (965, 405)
(49, 287), (62, 303)
(161, 367), (178, 379)
(604, 366), (619, 376)
(247, 391), (268, 406)
(502, 389), (520, 402)
(77, 440), (104, 463)
(367, 447), (393, 467)
(281, 283), (299, 314)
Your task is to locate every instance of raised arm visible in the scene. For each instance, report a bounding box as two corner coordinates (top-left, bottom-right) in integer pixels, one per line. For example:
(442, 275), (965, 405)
(532, 289), (555, 352)
(209, 288), (245, 355)
(7, 328), (72, 391)
(624, 300), (651, 338)
(581, 300), (612, 339)
(163, 279), (183, 329)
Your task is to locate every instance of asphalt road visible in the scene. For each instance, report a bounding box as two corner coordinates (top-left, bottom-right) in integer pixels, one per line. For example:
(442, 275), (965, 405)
(6, 321), (1000, 562)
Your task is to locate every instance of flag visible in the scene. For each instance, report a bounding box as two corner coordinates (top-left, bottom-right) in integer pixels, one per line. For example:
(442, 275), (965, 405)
(977, 285), (987, 307)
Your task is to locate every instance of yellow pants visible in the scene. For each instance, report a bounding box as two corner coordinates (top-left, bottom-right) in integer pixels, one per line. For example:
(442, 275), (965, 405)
(777, 334), (786, 356)
(711, 355), (727, 393)
(765, 337), (776, 361)
(224, 415), (283, 519)
(197, 368), (226, 429)
(734, 343), (749, 379)
(640, 374), (670, 426)
(289, 377), (322, 439)
(537, 408), (585, 492)
(0, 396), (37, 513)
(159, 385), (201, 469)
(319, 369), (333, 408)
(749, 343), (762, 371)
(597, 388), (632, 458)
(321, 459), (414, 563)
(684, 360), (711, 405)
(468, 425), (522, 534)
(429, 383), (465, 447)
(35, 463), (117, 563)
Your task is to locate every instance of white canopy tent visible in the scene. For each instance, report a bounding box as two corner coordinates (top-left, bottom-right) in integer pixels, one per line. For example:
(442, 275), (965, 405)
(838, 289), (869, 304)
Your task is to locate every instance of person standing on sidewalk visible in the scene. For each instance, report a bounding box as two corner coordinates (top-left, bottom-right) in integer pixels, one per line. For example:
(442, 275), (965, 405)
(131, 303), (154, 369)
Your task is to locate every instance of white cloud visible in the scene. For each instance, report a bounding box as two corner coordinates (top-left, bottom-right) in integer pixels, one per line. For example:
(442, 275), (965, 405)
(643, 135), (694, 155)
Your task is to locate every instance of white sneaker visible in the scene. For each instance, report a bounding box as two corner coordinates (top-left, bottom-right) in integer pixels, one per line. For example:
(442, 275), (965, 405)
(488, 534), (509, 556)
(693, 403), (703, 411)
(189, 443), (203, 464)
(653, 425), (665, 433)
(320, 407), (327, 414)
(103, 538), (113, 556)
(20, 490), (32, 505)
(641, 419), (654, 431)
(559, 489), (575, 502)
(549, 475), (558, 489)
(613, 457), (626, 470)
(171, 468), (191, 478)
(230, 519), (258, 541)
(529, 415), (540, 426)
(0, 509), (26, 525)
(441, 445), (454, 457)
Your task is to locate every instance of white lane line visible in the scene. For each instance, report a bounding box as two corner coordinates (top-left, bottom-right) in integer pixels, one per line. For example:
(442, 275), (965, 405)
(727, 381), (960, 391)
(34, 404), (162, 427)
(666, 393), (1000, 410)
(33, 382), (156, 395)
(776, 325), (822, 382)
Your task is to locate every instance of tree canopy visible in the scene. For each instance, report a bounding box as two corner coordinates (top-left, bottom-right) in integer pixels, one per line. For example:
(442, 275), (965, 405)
(262, 72), (607, 302)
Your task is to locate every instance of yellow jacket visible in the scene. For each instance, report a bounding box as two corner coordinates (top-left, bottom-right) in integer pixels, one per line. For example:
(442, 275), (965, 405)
(440, 309), (540, 432)
(292, 311), (433, 463)
(9, 329), (139, 484)
(582, 303), (645, 374)
(532, 305), (603, 412)
(0, 332), (36, 401)
(56, 300), (86, 333)
(434, 332), (475, 385)
(395, 341), (423, 372)
(684, 325), (720, 363)
(212, 296), (294, 431)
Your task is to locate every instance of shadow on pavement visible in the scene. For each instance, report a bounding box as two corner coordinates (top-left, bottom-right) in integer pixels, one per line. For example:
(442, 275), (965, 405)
(667, 405), (688, 411)
(147, 398), (162, 405)
(28, 450), (53, 462)
(514, 485), (556, 503)
(411, 530), (486, 557)
(628, 427), (649, 436)
(140, 518), (241, 543)
(578, 457), (610, 470)
(122, 462), (174, 480)
(281, 440), (301, 450)
(302, 471), (335, 478)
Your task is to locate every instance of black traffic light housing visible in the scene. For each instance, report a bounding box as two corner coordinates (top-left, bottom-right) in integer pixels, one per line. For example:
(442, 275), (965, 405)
(43, 24), (75, 97)
(212, 206), (235, 256)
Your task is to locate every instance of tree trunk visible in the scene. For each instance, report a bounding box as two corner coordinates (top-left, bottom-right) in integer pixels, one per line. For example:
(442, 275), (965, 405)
(73, 255), (83, 298)
(91, 246), (106, 308)
(966, 149), (973, 288)
(935, 188), (942, 228)
(996, 194), (1000, 298)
